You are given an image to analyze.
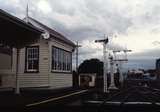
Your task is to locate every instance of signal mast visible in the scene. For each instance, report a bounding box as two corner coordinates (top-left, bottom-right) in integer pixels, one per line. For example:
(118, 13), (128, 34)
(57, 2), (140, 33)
(95, 35), (109, 93)
(111, 50), (132, 88)
(95, 34), (131, 92)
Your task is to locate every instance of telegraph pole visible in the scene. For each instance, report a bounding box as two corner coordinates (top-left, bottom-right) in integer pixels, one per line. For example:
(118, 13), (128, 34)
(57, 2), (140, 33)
(76, 41), (81, 73)
(95, 35), (109, 93)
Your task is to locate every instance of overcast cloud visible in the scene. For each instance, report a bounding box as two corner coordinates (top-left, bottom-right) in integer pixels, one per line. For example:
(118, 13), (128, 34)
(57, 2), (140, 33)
(1, 0), (160, 70)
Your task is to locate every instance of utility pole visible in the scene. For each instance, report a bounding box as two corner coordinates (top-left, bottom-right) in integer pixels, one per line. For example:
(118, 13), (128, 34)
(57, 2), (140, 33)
(76, 42), (81, 87)
(95, 35), (109, 93)
(76, 41), (81, 73)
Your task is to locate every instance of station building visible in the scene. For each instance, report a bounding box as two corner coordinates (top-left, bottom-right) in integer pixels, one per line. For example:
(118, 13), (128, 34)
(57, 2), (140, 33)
(0, 9), (75, 90)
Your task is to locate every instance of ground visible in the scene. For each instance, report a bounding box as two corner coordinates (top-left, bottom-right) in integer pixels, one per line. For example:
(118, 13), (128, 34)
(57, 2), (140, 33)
(0, 87), (90, 111)
(1, 80), (160, 112)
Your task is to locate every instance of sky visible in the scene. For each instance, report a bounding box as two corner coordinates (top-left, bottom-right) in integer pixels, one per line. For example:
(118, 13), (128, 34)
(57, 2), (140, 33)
(1, 0), (160, 70)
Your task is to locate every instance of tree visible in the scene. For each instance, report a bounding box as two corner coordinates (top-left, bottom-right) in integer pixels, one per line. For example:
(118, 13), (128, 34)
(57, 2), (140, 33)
(78, 58), (103, 88)
(78, 58), (103, 76)
(78, 58), (121, 89)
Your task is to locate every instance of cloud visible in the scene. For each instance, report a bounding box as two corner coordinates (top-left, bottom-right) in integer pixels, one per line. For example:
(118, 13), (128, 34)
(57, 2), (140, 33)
(1, 0), (160, 69)
(37, 0), (52, 14)
(0, 0), (26, 18)
(128, 49), (160, 59)
(124, 58), (156, 70)
(152, 41), (160, 46)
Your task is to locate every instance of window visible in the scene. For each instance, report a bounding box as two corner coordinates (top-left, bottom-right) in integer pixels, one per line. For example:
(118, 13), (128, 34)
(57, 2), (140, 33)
(52, 46), (72, 72)
(25, 46), (39, 72)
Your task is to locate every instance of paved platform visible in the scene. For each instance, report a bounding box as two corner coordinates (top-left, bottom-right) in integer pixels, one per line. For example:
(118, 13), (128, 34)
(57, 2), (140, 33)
(0, 87), (90, 111)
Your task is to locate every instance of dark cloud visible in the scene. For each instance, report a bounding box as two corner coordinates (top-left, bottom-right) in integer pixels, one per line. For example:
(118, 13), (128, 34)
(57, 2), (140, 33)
(1, 0), (160, 70)
(129, 49), (160, 59)
(124, 58), (155, 70)
(0, 0), (132, 41)
(31, 0), (132, 41)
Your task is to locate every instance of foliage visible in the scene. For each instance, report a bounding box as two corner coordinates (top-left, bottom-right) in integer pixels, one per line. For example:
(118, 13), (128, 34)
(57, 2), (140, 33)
(78, 58), (103, 76)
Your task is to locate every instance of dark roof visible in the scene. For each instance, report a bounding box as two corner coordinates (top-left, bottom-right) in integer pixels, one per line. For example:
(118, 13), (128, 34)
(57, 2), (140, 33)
(0, 9), (42, 48)
(27, 17), (76, 47)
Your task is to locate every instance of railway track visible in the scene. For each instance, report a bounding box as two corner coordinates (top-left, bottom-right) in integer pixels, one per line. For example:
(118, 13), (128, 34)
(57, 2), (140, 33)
(84, 86), (160, 112)
(103, 86), (160, 103)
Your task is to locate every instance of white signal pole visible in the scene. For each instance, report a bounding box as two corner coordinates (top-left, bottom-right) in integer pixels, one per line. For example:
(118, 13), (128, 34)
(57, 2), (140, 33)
(119, 61), (123, 84)
(124, 50), (132, 60)
(108, 55), (118, 90)
(95, 35), (109, 93)
(121, 50), (132, 84)
(112, 50), (132, 87)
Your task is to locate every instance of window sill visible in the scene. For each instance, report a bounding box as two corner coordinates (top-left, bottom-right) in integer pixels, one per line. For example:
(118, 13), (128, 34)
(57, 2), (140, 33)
(51, 70), (72, 74)
(24, 70), (39, 73)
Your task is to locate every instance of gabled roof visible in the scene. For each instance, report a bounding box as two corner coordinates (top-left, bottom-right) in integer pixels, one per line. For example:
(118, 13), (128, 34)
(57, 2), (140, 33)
(24, 17), (75, 47)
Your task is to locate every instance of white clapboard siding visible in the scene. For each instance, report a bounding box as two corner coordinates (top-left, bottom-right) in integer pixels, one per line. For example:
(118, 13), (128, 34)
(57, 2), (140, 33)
(0, 74), (15, 88)
(18, 39), (49, 88)
(50, 39), (73, 52)
(0, 48), (17, 88)
(14, 38), (74, 89)
(0, 53), (12, 69)
(49, 73), (72, 89)
(48, 40), (73, 89)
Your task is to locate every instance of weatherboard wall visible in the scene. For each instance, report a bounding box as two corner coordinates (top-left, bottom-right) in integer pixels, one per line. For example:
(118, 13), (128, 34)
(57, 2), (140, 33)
(0, 49), (16, 88)
(0, 53), (12, 70)
(17, 38), (73, 89)
(17, 39), (49, 88)
(48, 39), (73, 88)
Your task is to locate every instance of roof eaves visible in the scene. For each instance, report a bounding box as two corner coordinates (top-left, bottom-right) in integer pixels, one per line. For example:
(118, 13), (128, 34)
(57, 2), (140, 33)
(0, 9), (42, 34)
(27, 17), (76, 47)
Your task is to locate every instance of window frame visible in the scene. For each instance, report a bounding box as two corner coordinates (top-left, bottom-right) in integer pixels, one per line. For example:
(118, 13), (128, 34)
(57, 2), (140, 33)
(25, 46), (39, 73)
(51, 46), (72, 73)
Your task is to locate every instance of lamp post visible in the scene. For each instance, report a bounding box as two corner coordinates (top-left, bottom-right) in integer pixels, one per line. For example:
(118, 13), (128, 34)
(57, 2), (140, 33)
(95, 35), (109, 93)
